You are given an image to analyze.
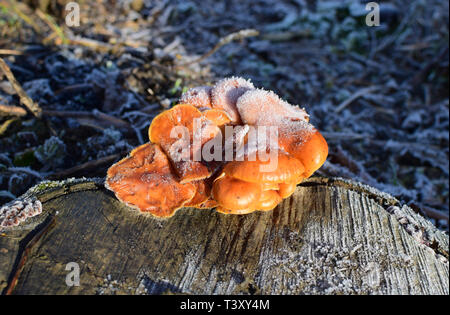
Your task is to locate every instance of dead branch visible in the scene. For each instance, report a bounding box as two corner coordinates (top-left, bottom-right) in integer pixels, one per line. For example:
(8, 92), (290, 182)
(411, 202), (449, 223)
(335, 86), (380, 113)
(35, 9), (68, 45)
(0, 50), (23, 56)
(0, 118), (19, 136)
(408, 46), (449, 88)
(42, 109), (132, 131)
(47, 154), (121, 179)
(0, 104), (27, 117)
(176, 29), (259, 68)
(68, 36), (117, 54)
(0, 58), (42, 118)
(260, 30), (311, 42)
(91, 109), (132, 129)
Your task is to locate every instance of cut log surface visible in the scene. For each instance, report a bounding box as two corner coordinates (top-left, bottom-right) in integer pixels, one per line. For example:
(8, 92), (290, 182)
(0, 177), (448, 295)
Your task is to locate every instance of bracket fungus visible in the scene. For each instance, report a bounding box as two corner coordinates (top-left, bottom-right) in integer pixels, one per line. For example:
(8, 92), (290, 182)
(179, 86), (213, 110)
(211, 77), (255, 124)
(106, 77), (328, 218)
(105, 142), (197, 217)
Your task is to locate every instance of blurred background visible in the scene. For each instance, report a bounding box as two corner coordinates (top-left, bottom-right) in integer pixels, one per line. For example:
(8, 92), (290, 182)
(0, 0), (448, 230)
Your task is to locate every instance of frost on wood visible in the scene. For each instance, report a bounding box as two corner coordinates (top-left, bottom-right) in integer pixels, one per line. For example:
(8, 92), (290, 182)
(1, 177), (447, 294)
(0, 198), (42, 229)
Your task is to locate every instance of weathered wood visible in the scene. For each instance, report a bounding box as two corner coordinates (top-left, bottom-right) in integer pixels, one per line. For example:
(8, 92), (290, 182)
(0, 177), (448, 295)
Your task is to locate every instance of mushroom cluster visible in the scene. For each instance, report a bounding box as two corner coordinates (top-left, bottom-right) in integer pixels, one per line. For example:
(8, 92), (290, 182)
(106, 77), (328, 218)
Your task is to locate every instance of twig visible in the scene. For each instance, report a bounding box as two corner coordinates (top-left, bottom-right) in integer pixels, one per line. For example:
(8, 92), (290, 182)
(42, 110), (91, 119)
(176, 29), (259, 68)
(0, 49), (23, 55)
(7, 167), (43, 179)
(3, 1), (123, 54)
(54, 83), (92, 95)
(0, 104), (27, 117)
(48, 154), (122, 179)
(35, 9), (68, 45)
(0, 117), (19, 136)
(132, 126), (144, 145)
(42, 109), (132, 131)
(334, 86), (380, 113)
(92, 109), (131, 130)
(0, 58), (42, 118)
(411, 202), (449, 223)
(4, 63), (33, 77)
(260, 30), (311, 42)
(0, 190), (15, 200)
(408, 46), (449, 88)
(68, 36), (116, 53)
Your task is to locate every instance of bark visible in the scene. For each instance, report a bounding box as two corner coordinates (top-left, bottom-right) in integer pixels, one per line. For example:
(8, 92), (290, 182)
(0, 177), (448, 295)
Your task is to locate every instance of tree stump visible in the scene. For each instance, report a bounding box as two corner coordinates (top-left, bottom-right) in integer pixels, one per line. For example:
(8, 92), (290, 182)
(0, 177), (448, 295)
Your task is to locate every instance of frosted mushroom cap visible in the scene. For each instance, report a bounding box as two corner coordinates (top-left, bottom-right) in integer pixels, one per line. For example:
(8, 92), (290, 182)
(148, 104), (214, 183)
(180, 86), (213, 109)
(105, 142), (196, 217)
(236, 89), (309, 126)
(106, 76), (328, 217)
(211, 77), (255, 123)
(202, 108), (232, 126)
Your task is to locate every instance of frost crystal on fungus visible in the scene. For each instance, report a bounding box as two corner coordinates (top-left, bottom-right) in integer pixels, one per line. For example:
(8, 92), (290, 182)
(211, 77), (255, 123)
(0, 198), (42, 228)
(106, 76), (328, 217)
(237, 89), (309, 125)
(180, 86), (213, 109)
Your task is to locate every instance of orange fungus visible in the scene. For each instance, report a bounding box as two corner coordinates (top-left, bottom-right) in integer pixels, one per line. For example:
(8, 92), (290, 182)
(106, 77), (328, 218)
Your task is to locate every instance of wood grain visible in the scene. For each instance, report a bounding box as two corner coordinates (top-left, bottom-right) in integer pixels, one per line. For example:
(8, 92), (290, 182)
(0, 177), (448, 295)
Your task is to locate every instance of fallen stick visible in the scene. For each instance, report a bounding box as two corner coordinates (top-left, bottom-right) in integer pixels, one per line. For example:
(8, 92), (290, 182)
(35, 9), (68, 45)
(0, 49), (23, 55)
(92, 109), (131, 130)
(334, 86), (380, 113)
(68, 36), (116, 53)
(411, 202), (449, 223)
(42, 109), (132, 131)
(260, 30), (311, 42)
(0, 58), (42, 118)
(0, 104), (27, 117)
(0, 117), (18, 136)
(47, 153), (121, 179)
(54, 83), (93, 95)
(176, 29), (259, 68)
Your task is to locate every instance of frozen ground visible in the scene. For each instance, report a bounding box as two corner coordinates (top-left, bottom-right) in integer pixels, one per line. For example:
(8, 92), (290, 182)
(0, 0), (448, 230)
